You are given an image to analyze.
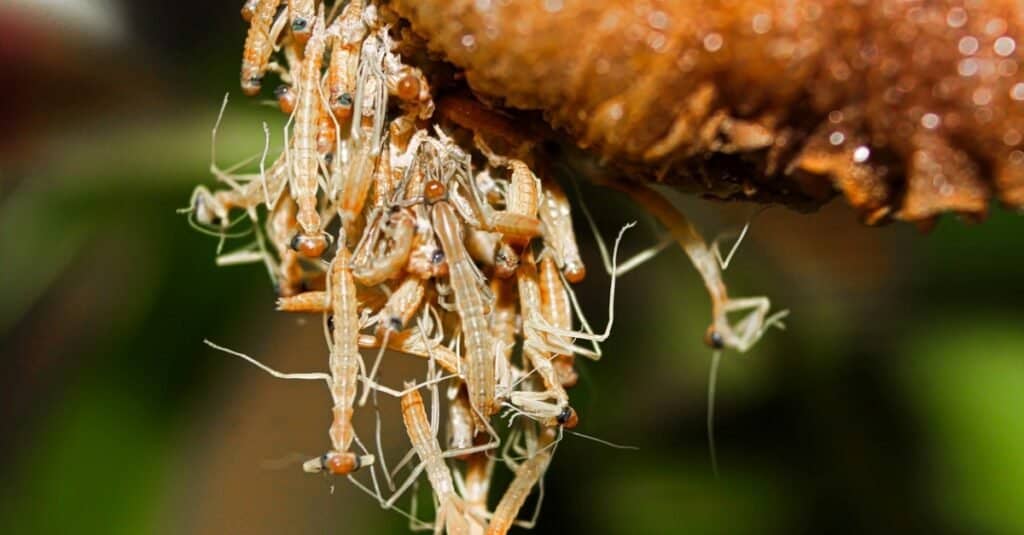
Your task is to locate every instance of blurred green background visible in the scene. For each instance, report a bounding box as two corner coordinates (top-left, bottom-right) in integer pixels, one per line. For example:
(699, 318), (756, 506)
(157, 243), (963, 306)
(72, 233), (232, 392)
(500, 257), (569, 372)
(2, 2), (1024, 533)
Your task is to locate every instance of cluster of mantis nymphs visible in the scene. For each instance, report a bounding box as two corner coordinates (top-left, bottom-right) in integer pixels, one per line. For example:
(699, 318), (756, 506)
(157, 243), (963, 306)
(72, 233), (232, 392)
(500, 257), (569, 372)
(183, 1), (788, 533)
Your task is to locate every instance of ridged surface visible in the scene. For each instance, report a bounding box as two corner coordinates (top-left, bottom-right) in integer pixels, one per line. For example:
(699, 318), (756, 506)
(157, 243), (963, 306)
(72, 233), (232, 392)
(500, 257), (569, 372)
(393, 0), (1024, 222)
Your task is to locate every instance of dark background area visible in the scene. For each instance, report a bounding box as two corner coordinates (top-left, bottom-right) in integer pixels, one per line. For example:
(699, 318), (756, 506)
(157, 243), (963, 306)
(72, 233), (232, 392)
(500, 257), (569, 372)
(2, 2), (1024, 533)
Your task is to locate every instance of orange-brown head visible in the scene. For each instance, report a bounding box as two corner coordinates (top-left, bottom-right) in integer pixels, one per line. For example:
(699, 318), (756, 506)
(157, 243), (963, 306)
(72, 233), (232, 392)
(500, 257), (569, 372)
(429, 247), (448, 277)
(396, 74), (421, 103)
(303, 451), (374, 475)
(493, 243), (519, 279)
(424, 180), (446, 204)
(290, 233), (328, 258)
(704, 325), (724, 350)
(325, 452), (357, 475)
(556, 406), (579, 429)
(240, 67), (262, 97)
(240, 0), (257, 22)
(274, 84), (296, 114)
(563, 261), (586, 284)
(331, 92), (354, 120)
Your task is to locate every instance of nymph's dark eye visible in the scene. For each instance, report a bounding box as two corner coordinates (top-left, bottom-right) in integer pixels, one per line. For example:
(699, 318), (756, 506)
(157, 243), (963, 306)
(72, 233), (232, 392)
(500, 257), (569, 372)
(556, 407), (578, 428)
(704, 328), (724, 350)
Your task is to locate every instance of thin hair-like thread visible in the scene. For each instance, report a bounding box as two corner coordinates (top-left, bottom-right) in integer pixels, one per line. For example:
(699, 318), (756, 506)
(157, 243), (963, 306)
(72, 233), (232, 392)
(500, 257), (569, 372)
(707, 350), (722, 479)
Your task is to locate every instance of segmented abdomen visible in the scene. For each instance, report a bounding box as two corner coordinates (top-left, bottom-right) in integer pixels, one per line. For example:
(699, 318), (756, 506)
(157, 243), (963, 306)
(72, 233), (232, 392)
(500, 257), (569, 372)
(400, 388), (456, 499)
(240, 0), (280, 95)
(292, 20), (328, 233)
(329, 247), (360, 453)
(432, 202), (496, 416)
(485, 447), (551, 535)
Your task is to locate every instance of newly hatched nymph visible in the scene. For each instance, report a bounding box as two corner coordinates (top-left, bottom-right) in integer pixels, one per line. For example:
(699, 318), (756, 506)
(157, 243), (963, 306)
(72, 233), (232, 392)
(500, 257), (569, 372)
(427, 177), (499, 420)
(398, 385), (471, 535)
(611, 180), (787, 354)
(336, 29), (389, 235)
(537, 253), (578, 388)
(302, 241), (374, 476)
(325, 0), (365, 121)
(538, 178), (586, 283)
(513, 249), (578, 429)
(485, 428), (555, 535)
(240, 0), (287, 96)
(287, 9), (331, 258)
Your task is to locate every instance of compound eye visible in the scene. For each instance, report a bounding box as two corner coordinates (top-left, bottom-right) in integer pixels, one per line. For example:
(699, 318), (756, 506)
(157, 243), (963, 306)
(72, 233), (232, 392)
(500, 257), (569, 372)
(290, 234), (328, 258)
(332, 93), (354, 120)
(388, 317), (403, 332)
(275, 84), (296, 114)
(556, 407), (579, 429)
(704, 326), (725, 349)
(292, 18), (308, 32)
(241, 75), (263, 96)
(430, 249), (445, 265)
(495, 244), (518, 268)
